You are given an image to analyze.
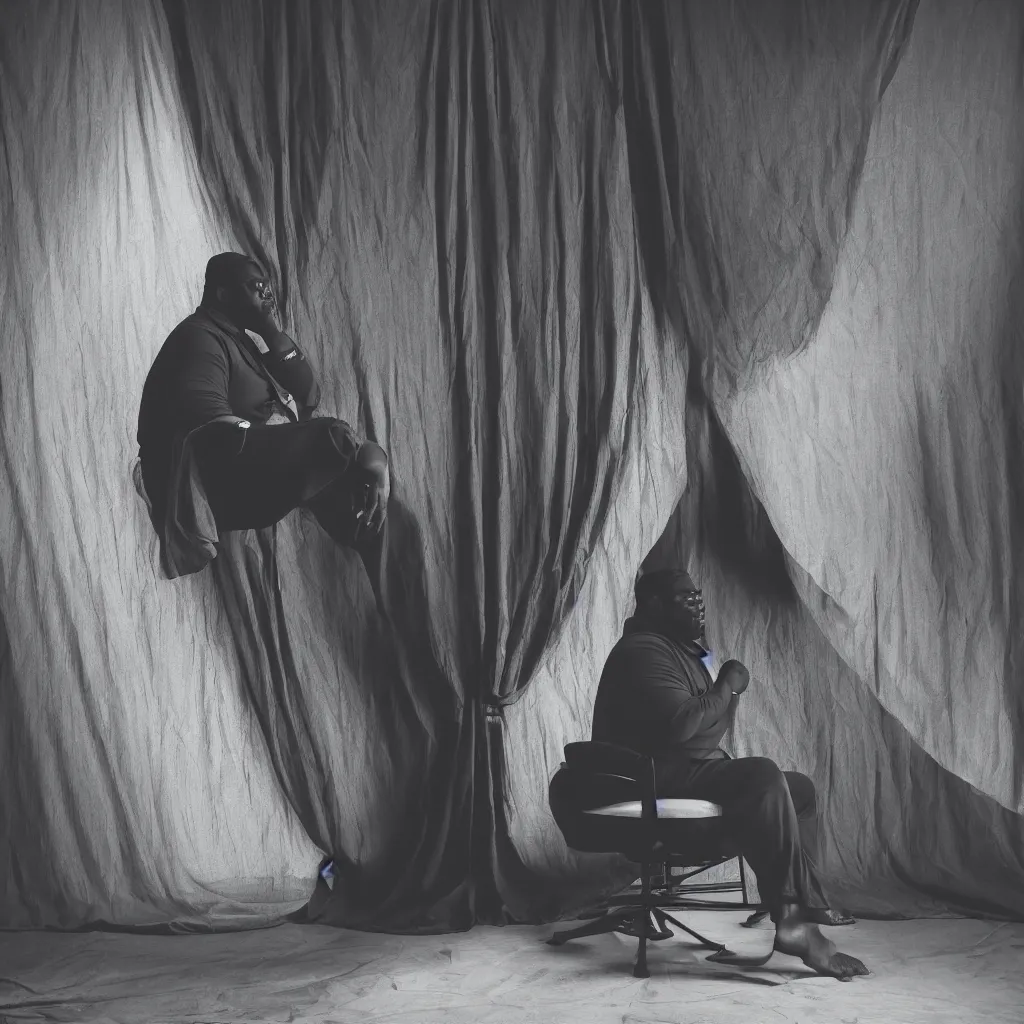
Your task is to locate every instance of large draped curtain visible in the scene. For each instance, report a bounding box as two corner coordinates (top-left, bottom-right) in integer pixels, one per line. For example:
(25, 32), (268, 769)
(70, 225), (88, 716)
(2, 0), (1022, 935)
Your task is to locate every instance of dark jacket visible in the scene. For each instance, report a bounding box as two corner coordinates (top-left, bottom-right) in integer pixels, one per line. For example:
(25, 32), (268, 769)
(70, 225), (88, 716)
(137, 304), (320, 520)
(591, 617), (733, 762)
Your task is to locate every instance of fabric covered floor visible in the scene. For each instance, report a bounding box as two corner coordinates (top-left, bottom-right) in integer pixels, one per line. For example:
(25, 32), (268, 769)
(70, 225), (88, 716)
(2, 915), (1022, 1024)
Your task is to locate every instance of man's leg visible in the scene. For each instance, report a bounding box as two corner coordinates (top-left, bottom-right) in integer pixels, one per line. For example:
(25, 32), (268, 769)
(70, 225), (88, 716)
(744, 771), (854, 927)
(656, 756), (867, 980)
(306, 478), (390, 615)
(785, 771), (818, 842)
(785, 771), (855, 923)
(193, 417), (361, 531)
(656, 756), (813, 913)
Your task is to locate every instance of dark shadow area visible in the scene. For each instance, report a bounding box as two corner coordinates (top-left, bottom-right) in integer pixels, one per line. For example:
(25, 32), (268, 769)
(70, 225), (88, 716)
(643, 374), (797, 606)
(209, 496), (499, 933)
(544, 948), (787, 987)
(160, 0), (369, 312)
(616, 1), (920, 390)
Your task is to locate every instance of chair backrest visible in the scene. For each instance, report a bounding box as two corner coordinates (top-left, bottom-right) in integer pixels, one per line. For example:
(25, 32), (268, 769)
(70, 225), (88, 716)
(549, 764), (640, 818)
(562, 742), (655, 809)
(549, 741), (659, 856)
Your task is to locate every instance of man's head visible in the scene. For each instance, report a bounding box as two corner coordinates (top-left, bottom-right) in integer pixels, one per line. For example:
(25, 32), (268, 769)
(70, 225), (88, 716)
(201, 252), (276, 332)
(634, 567), (706, 645)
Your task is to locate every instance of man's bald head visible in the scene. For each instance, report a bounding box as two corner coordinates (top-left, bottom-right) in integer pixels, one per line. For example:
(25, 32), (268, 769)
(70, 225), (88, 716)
(635, 568), (698, 605)
(203, 252), (264, 295)
(200, 252), (276, 333)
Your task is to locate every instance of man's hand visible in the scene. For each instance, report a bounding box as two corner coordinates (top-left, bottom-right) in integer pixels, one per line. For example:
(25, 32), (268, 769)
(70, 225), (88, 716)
(353, 466), (390, 538)
(353, 442), (390, 538)
(250, 295), (283, 340)
(717, 659), (750, 695)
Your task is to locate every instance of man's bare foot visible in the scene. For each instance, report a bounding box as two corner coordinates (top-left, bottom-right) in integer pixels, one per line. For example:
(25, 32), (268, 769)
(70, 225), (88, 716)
(773, 917), (869, 981)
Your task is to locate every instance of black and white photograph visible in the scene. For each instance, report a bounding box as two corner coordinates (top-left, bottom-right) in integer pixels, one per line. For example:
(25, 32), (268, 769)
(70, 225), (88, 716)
(0, 2), (1022, 1022)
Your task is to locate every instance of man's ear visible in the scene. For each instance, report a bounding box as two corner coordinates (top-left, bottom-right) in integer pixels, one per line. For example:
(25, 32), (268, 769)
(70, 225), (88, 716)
(215, 285), (227, 306)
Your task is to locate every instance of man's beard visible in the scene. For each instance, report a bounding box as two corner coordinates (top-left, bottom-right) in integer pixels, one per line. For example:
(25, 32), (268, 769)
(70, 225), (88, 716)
(660, 613), (705, 648)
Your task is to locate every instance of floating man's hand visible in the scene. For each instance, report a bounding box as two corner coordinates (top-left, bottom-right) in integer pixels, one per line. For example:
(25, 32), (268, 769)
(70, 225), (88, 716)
(353, 469), (390, 539)
(352, 442), (391, 541)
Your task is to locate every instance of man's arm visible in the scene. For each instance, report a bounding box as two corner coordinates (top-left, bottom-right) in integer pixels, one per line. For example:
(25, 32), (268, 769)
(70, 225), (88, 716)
(622, 639), (735, 747)
(688, 702), (734, 753)
(351, 440), (390, 535)
(260, 328), (321, 418)
(687, 660), (749, 751)
(695, 663), (748, 729)
(170, 326), (238, 432)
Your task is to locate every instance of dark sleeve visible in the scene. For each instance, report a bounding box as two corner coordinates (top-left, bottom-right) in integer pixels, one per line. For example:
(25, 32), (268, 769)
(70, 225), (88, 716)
(697, 700), (732, 733)
(697, 661), (745, 733)
(688, 706), (733, 753)
(170, 326), (236, 433)
(697, 677), (733, 732)
(624, 642), (733, 747)
(261, 331), (321, 418)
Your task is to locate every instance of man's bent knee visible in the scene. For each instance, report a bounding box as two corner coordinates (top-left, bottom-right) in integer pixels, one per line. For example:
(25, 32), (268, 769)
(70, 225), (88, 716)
(325, 418), (360, 466)
(732, 756), (787, 793)
(784, 771), (817, 818)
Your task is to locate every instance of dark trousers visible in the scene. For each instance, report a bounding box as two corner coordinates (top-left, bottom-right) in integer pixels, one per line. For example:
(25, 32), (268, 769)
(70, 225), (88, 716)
(143, 416), (391, 599)
(655, 755), (831, 914)
(190, 417), (364, 536)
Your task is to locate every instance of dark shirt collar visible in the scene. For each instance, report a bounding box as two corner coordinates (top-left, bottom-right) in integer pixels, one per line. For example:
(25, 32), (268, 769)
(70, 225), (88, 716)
(623, 614), (709, 661)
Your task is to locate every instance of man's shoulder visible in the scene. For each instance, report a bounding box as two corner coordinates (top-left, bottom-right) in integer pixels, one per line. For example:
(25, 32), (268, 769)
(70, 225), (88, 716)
(613, 629), (680, 658)
(161, 310), (233, 355)
(603, 629), (687, 676)
(605, 627), (708, 685)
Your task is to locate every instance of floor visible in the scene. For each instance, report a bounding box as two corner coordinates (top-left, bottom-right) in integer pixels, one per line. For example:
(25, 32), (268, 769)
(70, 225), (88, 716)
(2, 910), (1022, 1024)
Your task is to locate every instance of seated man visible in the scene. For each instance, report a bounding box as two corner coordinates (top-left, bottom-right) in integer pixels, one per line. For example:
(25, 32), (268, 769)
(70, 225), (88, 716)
(137, 252), (390, 579)
(591, 566), (868, 982)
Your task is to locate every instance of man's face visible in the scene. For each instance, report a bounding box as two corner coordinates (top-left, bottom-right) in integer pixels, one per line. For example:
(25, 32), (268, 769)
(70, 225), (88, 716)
(656, 581), (706, 644)
(217, 263), (277, 332)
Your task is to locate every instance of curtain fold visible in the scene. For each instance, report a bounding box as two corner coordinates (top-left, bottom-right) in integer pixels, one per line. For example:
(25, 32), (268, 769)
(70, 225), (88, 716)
(159, 0), (658, 929)
(616, 0), (921, 392)
(639, 0), (1024, 915)
(0, 0), (321, 931)
(6, 0), (1018, 939)
(711, 0), (1024, 814)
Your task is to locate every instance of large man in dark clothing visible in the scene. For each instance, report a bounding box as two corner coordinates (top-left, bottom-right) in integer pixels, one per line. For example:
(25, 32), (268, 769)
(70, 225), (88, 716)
(592, 567), (868, 981)
(137, 252), (390, 577)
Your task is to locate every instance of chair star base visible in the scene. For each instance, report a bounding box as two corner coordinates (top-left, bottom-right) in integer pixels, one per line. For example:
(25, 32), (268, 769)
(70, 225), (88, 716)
(548, 742), (759, 979)
(548, 904), (727, 979)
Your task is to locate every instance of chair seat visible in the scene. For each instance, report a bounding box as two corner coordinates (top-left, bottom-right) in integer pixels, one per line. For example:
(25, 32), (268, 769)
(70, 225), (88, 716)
(584, 798), (723, 819)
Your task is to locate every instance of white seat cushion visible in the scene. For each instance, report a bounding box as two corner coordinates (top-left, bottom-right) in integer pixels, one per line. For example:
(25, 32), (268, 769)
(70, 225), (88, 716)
(583, 798), (723, 819)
